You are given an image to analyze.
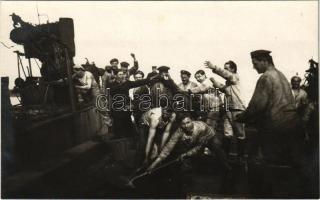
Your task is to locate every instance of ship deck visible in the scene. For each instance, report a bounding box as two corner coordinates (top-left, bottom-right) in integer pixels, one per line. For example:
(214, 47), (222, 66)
(2, 136), (250, 199)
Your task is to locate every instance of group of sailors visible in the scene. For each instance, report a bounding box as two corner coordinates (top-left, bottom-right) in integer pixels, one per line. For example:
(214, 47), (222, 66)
(71, 50), (317, 198)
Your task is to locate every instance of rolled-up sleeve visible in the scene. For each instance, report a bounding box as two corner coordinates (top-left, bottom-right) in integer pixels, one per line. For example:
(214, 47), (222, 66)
(212, 67), (238, 84)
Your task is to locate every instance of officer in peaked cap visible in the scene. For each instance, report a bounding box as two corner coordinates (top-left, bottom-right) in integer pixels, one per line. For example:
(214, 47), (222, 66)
(157, 66), (170, 81)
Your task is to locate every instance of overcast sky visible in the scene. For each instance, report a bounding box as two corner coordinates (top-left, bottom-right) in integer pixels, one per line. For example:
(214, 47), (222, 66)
(0, 1), (318, 103)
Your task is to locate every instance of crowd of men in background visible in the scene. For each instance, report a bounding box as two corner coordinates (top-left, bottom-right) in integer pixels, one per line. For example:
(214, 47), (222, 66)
(71, 50), (317, 198)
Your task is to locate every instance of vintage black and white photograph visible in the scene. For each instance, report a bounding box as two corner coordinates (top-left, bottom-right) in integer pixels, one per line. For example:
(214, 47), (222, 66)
(0, 1), (318, 198)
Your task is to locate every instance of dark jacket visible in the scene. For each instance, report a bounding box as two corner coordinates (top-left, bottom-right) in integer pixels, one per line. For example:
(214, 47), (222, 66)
(108, 79), (149, 118)
(237, 67), (300, 132)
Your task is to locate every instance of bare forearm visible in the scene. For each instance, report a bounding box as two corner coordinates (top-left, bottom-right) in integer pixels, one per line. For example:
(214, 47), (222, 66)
(145, 128), (156, 158)
(76, 85), (91, 90)
(148, 138), (177, 170)
(190, 85), (210, 93)
(185, 145), (202, 157)
(212, 67), (234, 81)
(161, 131), (170, 148)
(210, 78), (225, 90)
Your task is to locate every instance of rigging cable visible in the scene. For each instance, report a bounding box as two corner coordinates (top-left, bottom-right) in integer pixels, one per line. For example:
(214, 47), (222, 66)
(0, 41), (14, 49)
(34, 58), (41, 70)
(18, 56), (28, 78)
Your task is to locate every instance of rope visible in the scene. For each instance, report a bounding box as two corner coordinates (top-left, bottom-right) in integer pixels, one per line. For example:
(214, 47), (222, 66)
(18, 57), (28, 78)
(15, 93), (21, 103)
(0, 41), (14, 49)
(128, 157), (180, 185)
(34, 58), (41, 70)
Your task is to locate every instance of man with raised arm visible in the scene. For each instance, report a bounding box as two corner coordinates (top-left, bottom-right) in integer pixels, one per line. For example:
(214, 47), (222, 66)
(120, 53), (139, 80)
(73, 65), (100, 103)
(205, 60), (246, 159)
(107, 70), (158, 138)
(189, 70), (223, 129)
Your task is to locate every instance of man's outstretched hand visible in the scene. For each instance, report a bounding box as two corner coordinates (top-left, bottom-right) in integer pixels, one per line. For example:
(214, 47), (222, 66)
(146, 157), (162, 173)
(146, 164), (155, 174)
(204, 61), (216, 70)
(130, 53), (136, 59)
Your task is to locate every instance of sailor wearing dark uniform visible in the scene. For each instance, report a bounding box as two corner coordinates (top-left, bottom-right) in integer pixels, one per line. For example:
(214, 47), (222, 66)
(149, 66), (175, 108)
(236, 50), (306, 198)
(108, 70), (154, 138)
(147, 66), (158, 79)
(131, 70), (150, 124)
(120, 53), (139, 80)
